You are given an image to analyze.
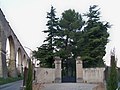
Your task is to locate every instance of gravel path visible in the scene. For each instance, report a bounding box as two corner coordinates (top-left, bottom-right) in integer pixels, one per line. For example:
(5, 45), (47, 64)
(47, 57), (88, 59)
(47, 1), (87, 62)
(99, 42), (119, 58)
(41, 83), (97, 90)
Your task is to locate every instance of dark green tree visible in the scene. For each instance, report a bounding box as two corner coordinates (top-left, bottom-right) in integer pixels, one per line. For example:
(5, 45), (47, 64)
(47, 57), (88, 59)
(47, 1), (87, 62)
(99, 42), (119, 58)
(54, 9), (84, 76)
(55, 9), (84, 59)
(107, 52), (118, 90)
(79, 5), (110, 67)
(33, 44), (52, 67)
(33, 5), (110, 69)
(25, 60), (33, 90)
(118, 67), (120, 83)
(44, 6), (59, 49)
(33, 6), (59, 68)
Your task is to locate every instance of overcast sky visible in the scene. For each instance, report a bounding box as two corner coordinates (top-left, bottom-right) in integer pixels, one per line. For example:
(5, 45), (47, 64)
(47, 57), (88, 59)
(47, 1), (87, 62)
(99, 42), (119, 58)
(0, 0), (120, 66)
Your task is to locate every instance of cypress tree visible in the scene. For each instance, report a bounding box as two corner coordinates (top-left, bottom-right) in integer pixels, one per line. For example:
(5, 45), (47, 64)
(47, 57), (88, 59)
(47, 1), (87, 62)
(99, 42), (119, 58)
(25, 60), (33, 90)
(107, 51), (118, 90)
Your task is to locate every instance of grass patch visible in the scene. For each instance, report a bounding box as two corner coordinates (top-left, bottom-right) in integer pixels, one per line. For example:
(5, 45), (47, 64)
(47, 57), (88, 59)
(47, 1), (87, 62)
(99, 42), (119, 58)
(0, 77), (23, 85)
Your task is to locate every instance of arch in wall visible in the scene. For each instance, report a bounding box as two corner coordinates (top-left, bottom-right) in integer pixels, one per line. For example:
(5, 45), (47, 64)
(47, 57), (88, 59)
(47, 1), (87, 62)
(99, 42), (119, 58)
(6, 38), (10, 67)
(0, 9), (30, 78)
(22, 54), (27, 69)
(16, 48), (22, 76)
(6, 36), (16, 77)
(26, 59), (29, 68)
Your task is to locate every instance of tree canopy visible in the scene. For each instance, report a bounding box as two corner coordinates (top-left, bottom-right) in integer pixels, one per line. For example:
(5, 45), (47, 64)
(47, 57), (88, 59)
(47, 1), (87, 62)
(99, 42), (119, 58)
(33, 6), (59, 68)
(33, 5), (110, 68)
(80, 5), (110, 67)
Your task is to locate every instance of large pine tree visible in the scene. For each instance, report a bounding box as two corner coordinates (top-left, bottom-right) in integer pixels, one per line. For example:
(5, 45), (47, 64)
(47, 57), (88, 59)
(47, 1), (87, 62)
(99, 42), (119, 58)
(33, 6), (59, 68)
(54, 9), (85, 76)
(80, 5), (110, 67)
(55, 9), (84, 59)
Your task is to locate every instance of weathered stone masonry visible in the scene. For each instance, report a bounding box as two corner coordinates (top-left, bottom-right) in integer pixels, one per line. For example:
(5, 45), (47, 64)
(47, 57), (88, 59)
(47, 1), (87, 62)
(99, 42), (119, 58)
(36, 56), (105, 84)
(0, 9), (29, 78)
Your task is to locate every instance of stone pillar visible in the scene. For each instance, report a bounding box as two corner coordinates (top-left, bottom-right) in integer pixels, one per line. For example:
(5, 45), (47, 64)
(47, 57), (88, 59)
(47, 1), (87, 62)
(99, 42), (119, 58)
(18, 54), (22, 74)
(8, 58), (17, 77)
(17, 63), (22, 76)
(0, 50), (8, 78)
(0, 51), (3, 77)
(76, 56), (83, 83)
(54, 56), (61, 83)
(0, 28), (8, 78)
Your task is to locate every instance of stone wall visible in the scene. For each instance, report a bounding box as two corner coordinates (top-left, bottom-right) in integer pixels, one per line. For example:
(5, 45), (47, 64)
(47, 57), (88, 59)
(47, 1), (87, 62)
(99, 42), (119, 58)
(83, 68), (105, 83)
(35, 57), (105, 84)
(35, 67), (105, 84)
(35, 68), (55, 83)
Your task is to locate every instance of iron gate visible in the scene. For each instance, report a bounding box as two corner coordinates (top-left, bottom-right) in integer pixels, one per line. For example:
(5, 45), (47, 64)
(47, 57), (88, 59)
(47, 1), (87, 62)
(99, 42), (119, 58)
(62, 58), (76, 82)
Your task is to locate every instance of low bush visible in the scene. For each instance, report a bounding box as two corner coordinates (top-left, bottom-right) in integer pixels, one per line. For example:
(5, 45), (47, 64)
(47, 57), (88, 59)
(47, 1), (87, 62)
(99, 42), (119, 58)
(0, 77), (23, 85)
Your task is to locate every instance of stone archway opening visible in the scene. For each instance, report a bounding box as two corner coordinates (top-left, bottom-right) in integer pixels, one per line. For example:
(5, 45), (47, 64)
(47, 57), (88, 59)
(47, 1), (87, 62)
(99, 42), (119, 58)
(6, 36), (16, 77)
(0, 9), (30, 78)
(22, 55), (27, 69)
(6, 38), (10, 67)
(16, 48), (22, 77)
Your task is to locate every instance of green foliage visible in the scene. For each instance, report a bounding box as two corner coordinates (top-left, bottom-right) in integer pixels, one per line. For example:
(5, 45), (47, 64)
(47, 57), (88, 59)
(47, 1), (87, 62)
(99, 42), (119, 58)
(33, 6), (59, 68)
(79, 5), (110, 68)
(118, 87), (120, 90)
(33, 44), (53, 67)
(107, 54), (118, 90)
(34, 5), (110, 68)
(44, 6), (59, 43)
(54, 9), (85, 76)
(0, 77), (23, 85)
(118, 68), (120, 82)
(25, 60), (33, 90)
(55, 9), (84, 59)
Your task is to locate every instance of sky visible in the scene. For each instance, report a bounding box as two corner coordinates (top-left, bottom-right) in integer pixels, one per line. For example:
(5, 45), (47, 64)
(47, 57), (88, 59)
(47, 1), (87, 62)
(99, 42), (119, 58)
(0, 0), (120, 66)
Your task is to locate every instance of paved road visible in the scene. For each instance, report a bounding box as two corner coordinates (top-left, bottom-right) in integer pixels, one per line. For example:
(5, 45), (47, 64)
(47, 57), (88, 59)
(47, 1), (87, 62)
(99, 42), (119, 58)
(0, 81), (97, 90)
(41, 83), (97, 90)
(0, 80), (23, 90)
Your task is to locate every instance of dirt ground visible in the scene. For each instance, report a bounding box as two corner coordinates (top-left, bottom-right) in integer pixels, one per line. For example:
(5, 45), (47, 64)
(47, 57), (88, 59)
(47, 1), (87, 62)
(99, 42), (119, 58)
(93, 83), (105, 90)
(32, 82), (105, 90)
(33, 83), (45, 90)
